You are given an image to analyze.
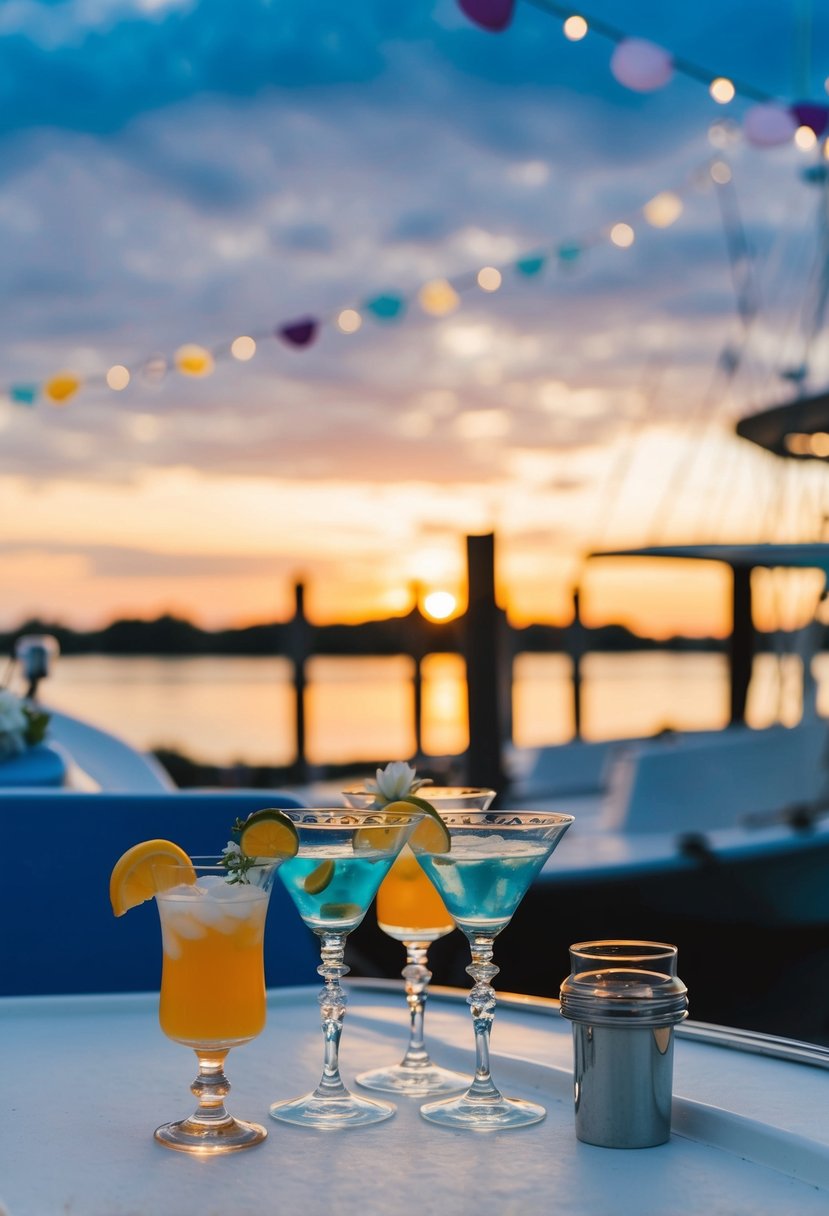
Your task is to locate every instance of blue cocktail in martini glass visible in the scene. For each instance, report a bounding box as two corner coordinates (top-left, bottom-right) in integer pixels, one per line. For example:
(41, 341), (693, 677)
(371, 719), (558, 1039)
(411, 809), (574, 1130)
(270, 808), (422, 1130)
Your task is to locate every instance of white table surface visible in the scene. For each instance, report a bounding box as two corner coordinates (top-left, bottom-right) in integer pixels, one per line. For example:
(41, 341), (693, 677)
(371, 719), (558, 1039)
(3, 982), (829, 1216)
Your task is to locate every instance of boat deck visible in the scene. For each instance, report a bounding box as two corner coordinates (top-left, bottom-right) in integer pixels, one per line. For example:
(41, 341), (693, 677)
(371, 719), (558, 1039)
(3, 983), (829, 1215)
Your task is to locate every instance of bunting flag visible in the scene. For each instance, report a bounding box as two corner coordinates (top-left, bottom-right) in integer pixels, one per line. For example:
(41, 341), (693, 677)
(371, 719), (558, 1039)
(459, 0), (829, 145)
(0, 155), (767, 410)
(278, 318), (319, 348)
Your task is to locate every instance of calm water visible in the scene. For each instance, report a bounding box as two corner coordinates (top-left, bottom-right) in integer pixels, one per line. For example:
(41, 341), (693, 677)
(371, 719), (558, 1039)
(30, 649), (829, 767)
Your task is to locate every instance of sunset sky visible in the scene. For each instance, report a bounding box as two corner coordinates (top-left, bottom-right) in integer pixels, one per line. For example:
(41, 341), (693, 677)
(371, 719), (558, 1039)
(2, 0), (829, 637)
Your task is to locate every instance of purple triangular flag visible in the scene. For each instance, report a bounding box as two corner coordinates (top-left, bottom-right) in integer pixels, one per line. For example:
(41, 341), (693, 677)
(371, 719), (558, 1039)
(277, 317), (319, 348)
(458, 0), (514, 33)
(791, 102), (829, 137)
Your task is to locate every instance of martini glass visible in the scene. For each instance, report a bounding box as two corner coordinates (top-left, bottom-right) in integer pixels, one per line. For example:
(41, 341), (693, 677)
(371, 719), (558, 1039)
(152, 857), (278, 1154)
(270, 808), (422, 1129)
(343, 786), (496, 1095)
(410, 810), (574, 1130)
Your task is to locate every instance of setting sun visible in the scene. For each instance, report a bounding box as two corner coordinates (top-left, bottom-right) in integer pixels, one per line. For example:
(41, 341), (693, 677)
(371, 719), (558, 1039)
(422, 590), (458, 621)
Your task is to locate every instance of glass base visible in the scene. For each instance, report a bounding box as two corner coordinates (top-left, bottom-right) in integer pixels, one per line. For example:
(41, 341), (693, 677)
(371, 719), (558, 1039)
(356, 1061), (469, 1096)
(269, 1090), (396, 1130)
(154, 1115), (267, 1154)
(419, 1091), (547, 1131)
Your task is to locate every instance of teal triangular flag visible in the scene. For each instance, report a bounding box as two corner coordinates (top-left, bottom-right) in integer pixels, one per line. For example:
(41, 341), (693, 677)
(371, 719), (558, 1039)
(365, 294), (406, 321)
(10, 384), (37, 406)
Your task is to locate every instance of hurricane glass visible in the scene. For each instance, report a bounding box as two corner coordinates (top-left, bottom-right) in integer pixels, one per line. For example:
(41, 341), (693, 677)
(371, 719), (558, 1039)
(152, 857), (278, 1153)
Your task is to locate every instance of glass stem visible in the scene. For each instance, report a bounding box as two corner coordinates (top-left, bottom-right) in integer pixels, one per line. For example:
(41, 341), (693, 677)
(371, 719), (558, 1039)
(399, 941), (432, 1070)
(313, 932), (350, 1099)
(465, 933), (502, 1103)
(189, 1049), (233, 1127)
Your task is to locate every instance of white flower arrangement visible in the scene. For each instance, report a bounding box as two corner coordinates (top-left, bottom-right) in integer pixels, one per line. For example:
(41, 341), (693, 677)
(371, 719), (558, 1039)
(364, 760), (432, 806)
(0, 689), (50, 761)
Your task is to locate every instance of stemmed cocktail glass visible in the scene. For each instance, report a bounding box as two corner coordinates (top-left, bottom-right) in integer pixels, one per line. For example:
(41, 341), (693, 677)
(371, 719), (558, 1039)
(271, 808), (422, 1129)
(410, 811), (574, 1130)
(343, 785), (495, 1095)
(152, 857), (279, 1153)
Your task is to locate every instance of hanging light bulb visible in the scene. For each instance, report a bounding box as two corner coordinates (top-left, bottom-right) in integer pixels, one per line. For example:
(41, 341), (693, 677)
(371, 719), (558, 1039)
(643, 192), (683, 228)
(231, 336), (256, 361)
(477, 267), (502, 292)
(710, 77), (735, 104)
(563, 15), (587, 41)
(609, 222), (635, 248)
(337, 309), (362, 333)
(106, 365), (130, 391)
(418, 279), (460, 316)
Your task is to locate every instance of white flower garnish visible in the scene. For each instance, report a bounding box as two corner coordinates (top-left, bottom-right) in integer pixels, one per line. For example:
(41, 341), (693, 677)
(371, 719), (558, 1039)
(364, 761), (432, 806)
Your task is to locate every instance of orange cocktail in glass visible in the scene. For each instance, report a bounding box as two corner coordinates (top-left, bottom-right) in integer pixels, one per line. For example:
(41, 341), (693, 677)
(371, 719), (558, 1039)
(157, 876), (270, 1046)
(151, 857), (278, 1153)
(343, 783), (496, 1095)
(376, 848), (453, 943)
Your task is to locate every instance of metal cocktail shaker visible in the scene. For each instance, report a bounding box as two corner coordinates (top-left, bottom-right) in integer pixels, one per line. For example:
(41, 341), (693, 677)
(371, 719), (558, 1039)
(559, 940), (688, 1149)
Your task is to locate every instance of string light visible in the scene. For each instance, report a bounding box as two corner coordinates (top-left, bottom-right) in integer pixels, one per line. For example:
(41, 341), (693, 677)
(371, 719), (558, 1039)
(709, 77), (736, 104)
(6, 154), (733, 409)
(563, 14), (587, 41)
(460, 1), (780, 108)
(643, 191), (683, 228)
(609, 222), (635, 248)
(230, 335), (256, 361)
(477, 266), (503, 291)
(784, 433), (813, 455)
(106, 365), (130, 391)
(337, 308), (363, 333)
(418, 279), (460, 316)
(641, 189), (680, 228)
(795, 125), (818, 151)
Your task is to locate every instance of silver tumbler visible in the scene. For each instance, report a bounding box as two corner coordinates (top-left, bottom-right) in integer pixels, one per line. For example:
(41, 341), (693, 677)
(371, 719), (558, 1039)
(559, 940), (688, 1149)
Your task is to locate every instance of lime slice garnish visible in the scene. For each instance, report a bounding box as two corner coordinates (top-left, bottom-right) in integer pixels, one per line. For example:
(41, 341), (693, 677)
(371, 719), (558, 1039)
(239, 808), (300, 859)
(304, 859), (335, 894)
(394, 796), (451, 853)
(319, 901), (362, 921)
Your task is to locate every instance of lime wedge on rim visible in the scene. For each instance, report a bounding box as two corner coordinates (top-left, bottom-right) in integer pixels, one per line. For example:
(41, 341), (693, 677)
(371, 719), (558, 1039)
(387, 796), (450, 853)
(239, 808), (300, 859)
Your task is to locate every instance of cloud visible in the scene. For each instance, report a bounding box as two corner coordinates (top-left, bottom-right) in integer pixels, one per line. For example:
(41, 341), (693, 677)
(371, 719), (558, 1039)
(0, 0), (824, 630)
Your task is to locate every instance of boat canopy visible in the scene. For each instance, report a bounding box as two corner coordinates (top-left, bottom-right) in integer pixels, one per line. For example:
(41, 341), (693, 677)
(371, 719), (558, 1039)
(590, 542), (829, 577)
(735, 390), (829, 460)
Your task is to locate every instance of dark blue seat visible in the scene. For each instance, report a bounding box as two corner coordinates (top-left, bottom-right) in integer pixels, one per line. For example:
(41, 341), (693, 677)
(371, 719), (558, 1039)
(2, 791), (319, 996)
